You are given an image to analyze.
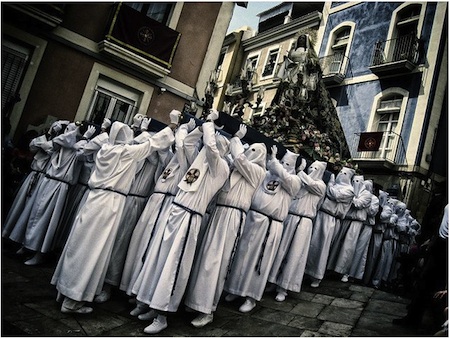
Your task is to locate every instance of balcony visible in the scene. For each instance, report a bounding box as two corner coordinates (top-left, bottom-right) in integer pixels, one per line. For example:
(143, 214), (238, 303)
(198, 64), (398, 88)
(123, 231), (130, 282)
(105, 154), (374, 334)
(349, 131), (407, 170)
(319, 53), (348, 85)
(369, 34), (420, 76)
(98, 3), (181, 78)
(4, 3), (65, 30)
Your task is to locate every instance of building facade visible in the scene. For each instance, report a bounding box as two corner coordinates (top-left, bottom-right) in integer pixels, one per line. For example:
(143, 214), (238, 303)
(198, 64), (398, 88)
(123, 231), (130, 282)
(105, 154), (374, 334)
(316, 2), (447, 221)
(2, 2), (237, 141)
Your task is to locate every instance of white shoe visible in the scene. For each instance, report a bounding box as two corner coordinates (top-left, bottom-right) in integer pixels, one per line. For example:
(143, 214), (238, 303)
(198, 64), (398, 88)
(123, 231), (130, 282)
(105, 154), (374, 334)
(94, 290), (111, 303)
(341, 274), (349, 283)
(143, 315), (167, 334)
(310, 280), (320, 288)
(130, 305), (149, 316)
(275, 292), (287, 302)
(138, 309), (157, 321)
(191, 313), (214, 328)
(225, 294), (238, 302)
(61, 305), (93, 314)
(239, 298), (256, 313)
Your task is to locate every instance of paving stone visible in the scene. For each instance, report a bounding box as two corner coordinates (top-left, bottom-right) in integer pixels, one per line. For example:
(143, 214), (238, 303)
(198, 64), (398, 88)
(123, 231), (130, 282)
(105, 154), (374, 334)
(100, 321), (147, 336)
(221, 315), (302, 336)
(311, 294), (335, 305)
(253, 306), (296, 325)
(355, 309), (416, 336)
(294, 290), (316, 301)
(290, 300), (325, 318)
(300, 329), (330, 336)
(259, 294), (298, 313)
(11, 316), (82, 336)
(364, 298), (408, 316)
(371, 289), (410, 304)
(313, 285), (353, 299)
(2, 270), (30, 283)
(25, 300), (70, 320)
(350, 292), (370, 303)
(330, 298), (364, 309)
(288, 315), (323, 331)
(318, 321), (353, 336)
(348, 284), (375, 295)
(317, 305), (363, 326)
(1, 300), (42, 321)
(350, 327), (383, 336)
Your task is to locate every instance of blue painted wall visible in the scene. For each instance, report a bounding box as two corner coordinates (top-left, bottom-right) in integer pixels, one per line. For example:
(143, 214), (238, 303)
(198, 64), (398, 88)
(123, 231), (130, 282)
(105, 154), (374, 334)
(321, 2), (437, 158)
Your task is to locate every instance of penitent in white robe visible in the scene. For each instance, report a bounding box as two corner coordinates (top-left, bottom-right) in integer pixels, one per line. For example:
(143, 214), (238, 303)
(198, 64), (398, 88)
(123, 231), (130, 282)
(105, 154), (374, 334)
(349, 182), (379, 280)
(305, 167), (355, 281)
(120, 122), (201, 295)
(2, 135), (54, 242)
(51, 123), (174, 302)
(134, 122), (229, 313)
(224, 158), (301, 301)
(104, 139), (172, 287)
(268, 161), (326, 292)
(184, 138), (266, 314)
(52, 133), (108, 252)
(22, 126), (86, 253)
(327, 176), (372, 275)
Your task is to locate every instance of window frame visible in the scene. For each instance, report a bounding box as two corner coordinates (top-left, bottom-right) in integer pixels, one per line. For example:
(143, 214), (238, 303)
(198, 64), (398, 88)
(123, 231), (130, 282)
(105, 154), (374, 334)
(261, 45), (281, 80)
(323, 22), (356, 77)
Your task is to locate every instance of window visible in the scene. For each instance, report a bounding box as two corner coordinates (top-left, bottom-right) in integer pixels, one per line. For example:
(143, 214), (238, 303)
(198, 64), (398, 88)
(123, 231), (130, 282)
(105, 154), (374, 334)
(215, 47), (227, 82)
(323, 23), (355, 77)
(386, 3), (424, 63)
(86, 77), (140, 125)
(125, 3), (174, 25)
(2, 39), (32, 110)
(368, 91), (408, 162)
(241, 54), (259, 82)
(262, 48), (279, 78)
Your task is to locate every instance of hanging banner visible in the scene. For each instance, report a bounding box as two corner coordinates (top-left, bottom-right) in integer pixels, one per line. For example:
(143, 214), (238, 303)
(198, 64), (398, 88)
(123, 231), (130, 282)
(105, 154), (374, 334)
(106, 3), (181, 69)
(357, 132), (384, 151)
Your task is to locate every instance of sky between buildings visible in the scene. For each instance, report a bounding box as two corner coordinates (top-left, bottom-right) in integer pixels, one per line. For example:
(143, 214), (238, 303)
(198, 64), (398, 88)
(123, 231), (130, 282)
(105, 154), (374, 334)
(227, 1), (281, 33)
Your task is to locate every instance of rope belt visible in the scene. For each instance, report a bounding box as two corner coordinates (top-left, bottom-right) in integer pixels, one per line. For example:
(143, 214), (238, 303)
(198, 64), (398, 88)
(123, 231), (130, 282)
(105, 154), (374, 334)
(128, 192), (148, 198)
(45, 174), (71, 185)
(319, 207), (336, 217)
(91, 187), (127, 197)
(214, 203), (247, 280)
(171, 202), (203, 296)
(141, 192), (176, 263)
(27, 171), (42, 197)
(250, 208), (283, 275)
(288, 211), (314, 221)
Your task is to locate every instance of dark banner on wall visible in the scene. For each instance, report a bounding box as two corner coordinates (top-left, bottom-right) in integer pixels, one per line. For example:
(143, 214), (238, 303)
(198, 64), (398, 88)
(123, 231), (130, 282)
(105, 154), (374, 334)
(357, 132), (384, 151)
(106, 3), (181, 69)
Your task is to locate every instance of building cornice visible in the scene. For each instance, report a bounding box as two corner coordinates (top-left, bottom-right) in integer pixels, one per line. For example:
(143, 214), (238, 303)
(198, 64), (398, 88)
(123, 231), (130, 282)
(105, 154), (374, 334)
(242, 11), (322, 51)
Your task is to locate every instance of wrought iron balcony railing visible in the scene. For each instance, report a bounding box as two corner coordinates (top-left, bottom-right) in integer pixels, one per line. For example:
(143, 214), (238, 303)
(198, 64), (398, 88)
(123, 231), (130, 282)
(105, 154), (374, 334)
(370, 34), (420, 67)
(349, 131), (407, 167)
(319, 53), (349, 76)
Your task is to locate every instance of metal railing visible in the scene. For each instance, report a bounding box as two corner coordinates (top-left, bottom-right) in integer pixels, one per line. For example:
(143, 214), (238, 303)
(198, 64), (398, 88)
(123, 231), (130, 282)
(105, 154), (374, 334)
(370, 34), (420, 66)
(319, 53), (349, 77)
(350, 131), (407, 165)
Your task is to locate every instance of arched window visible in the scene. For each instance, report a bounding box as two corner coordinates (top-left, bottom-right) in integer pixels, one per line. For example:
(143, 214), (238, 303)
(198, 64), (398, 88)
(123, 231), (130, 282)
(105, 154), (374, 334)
(366, 88), (409, 162)
(385, 3), (425, 63)
(322, 22), (355, 79)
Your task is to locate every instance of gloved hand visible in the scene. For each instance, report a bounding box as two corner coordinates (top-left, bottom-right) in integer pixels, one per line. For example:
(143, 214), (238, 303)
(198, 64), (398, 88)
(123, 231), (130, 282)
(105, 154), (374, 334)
(206, 109), (219, 121)
(141, 117), (151, 131)
(83, 125), (96, 139)
(101, 118), (111, 131)
(329, 173), (335, 185)
(271, 145), (278, 160)
(297, 158), (307, 172)
(169, 109), (181, 125)
(235, 124), (247, 139)
(186, 118), (196, 132)
(132, 114), (145, 129)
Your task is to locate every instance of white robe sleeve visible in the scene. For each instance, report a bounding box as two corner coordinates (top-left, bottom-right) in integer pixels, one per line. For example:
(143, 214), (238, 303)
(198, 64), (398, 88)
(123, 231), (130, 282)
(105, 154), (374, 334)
(352, 190), (373, 209)
(183, 127), (203, 167)
(202, 122), (223, 178)
(29, 135), (54, 154)
(267, 158), (301, 196)
(328, 183), (354, 203)
(298, 170), (326, 196)
(232, 152), (266, 189)
(128, 126), (175, 162)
